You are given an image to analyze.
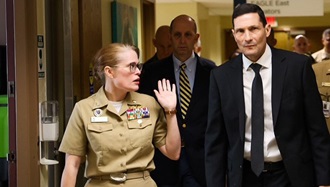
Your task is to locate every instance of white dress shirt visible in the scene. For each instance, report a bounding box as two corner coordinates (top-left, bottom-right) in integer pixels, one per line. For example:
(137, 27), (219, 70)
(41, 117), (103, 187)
(243, 45), (282, 162)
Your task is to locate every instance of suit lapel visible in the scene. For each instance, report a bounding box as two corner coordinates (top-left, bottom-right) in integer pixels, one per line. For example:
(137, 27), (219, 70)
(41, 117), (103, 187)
(187, 59), (204, 113)
(185, 57), (213, 121)
(271, 48), (287, 126)
(230, 56), (246, 142)
(159, 56), (176, 83)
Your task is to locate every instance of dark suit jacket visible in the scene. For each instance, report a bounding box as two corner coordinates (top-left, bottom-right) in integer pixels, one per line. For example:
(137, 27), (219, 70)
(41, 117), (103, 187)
(139, 53), (216, 186)
(205, 47), (330, 187)
(144, 53), (158, 66)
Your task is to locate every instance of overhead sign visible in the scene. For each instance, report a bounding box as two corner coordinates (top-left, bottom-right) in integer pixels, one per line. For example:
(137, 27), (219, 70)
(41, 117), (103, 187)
(246, 0), (324, 16)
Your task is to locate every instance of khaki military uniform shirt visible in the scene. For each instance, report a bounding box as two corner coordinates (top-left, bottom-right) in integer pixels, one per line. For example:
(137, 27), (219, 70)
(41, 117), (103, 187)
(59, 87), (167, 178)
(312, 60), (330, 133)
(312, 48), (330, 62)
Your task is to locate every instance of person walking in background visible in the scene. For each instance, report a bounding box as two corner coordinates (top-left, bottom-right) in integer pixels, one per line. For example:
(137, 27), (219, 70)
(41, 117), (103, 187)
(293, 34), (315, 64)
(312, 28), (330, 62)
(59, 43), (181, 187)
(144, 25), (173, 66)
(139, 14), (216, 187)
(293, 34), (311, 54)
(205, 3), (330, 187)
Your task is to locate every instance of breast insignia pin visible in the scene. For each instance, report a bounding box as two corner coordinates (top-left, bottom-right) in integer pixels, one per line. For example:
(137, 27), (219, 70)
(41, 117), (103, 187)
(94, 109), (102, 117)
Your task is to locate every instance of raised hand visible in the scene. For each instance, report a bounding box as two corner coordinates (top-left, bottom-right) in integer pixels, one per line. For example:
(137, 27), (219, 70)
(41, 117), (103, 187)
(154, 79), (177, 111)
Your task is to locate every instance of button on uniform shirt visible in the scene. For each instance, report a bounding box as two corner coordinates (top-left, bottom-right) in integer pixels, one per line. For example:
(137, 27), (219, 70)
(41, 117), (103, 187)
(242, 45), (282, 162)
(59, 87), (167, 178)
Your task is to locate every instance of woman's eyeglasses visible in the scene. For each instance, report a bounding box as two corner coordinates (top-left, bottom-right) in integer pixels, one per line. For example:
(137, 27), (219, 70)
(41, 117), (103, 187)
(112, 62), (143, 73)
(128, 62), (143, 73)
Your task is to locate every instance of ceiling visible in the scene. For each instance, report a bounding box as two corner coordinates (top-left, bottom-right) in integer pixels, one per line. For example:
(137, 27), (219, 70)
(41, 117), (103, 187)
(155, 0), (330, 16)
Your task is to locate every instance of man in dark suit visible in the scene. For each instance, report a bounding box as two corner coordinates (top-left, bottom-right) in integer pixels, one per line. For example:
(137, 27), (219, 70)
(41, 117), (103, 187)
(205, 3), (330, 187)
(139, 14), (216, 187)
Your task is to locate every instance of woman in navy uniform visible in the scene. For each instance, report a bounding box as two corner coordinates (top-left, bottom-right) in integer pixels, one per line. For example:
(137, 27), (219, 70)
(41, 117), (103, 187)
(59, 43), (181, 187)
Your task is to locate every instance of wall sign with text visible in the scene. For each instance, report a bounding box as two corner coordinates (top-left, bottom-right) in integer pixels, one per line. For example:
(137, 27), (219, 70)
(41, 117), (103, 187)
(247, 0), (323, 16)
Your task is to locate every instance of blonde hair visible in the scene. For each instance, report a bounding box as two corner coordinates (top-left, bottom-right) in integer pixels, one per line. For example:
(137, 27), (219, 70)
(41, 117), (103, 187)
(93, 43), (139, 84)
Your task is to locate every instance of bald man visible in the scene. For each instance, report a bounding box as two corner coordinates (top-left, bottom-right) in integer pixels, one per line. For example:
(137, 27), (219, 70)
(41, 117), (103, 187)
(293, 35), (315, 64)
(144, 25), (173, 66)
(139, 14), (216, 187)
(293, 35), (311, 54)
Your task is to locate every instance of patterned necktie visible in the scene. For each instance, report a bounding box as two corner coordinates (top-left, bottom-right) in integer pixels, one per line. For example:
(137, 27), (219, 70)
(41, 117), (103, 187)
(250, 63), (264, 176)
(179, 63), (192, 120)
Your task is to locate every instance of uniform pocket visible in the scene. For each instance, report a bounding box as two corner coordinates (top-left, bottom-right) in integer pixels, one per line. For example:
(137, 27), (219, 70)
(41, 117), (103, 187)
(127, 119), (153, 148)
(87, 123), (114, 151)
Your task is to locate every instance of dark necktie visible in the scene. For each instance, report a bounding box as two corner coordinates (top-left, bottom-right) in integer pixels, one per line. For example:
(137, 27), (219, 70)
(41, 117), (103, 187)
(250, 63), (264, 176)
(179, 63), (191, 120)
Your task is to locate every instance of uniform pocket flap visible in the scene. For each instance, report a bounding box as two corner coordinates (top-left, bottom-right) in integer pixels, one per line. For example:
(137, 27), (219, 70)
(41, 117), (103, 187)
(88, 123), (113, 133)
(127, 119), (152, 129)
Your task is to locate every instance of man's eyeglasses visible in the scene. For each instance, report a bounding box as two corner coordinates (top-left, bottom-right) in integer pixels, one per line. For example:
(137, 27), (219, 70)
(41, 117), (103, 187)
(112, 62), (143, 73)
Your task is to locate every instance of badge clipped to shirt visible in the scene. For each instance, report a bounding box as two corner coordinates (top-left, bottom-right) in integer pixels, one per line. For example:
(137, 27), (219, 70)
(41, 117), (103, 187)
(91, 108), (108, 123)
(323, 101), (330, 118)
(126, 101), (150, 121)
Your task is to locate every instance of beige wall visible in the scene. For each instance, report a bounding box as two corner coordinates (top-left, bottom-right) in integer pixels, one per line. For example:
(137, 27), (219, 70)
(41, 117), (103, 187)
(155, 3), (198, 27)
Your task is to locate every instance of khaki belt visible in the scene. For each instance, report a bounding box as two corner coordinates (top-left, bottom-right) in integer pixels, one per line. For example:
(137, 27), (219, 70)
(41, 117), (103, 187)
(91, 171), (150, 182)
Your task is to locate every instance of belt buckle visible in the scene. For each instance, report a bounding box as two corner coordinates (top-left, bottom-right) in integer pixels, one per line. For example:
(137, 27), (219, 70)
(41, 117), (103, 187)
(110, 173), (127, 182)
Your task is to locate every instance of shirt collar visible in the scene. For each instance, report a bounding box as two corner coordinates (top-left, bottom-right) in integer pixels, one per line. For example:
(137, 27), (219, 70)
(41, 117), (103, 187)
(243, 44), (272, 71)
(93, 86), (109, 109)
(93, 87), (133, 110)
(321, 48), (330, 60)
(173, 52), (196, 72)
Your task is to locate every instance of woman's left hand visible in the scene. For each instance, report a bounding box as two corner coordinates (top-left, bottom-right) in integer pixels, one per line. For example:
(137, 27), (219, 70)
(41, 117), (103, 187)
(154, 79), (177, 111)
